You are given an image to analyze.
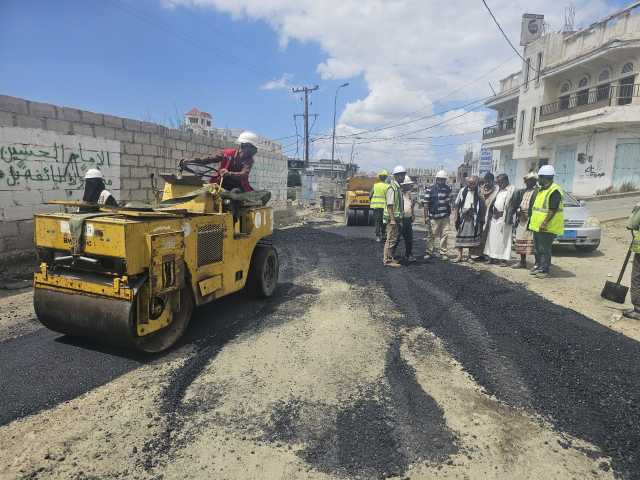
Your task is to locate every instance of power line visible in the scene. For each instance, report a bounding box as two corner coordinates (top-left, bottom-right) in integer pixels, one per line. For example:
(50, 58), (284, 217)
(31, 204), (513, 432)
(481, 0), (527, 64)
(311, 55), (518, 143)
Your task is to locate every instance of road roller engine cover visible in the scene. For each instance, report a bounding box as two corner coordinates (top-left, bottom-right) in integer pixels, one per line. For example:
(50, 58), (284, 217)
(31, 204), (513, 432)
(33, 164), (279, 353)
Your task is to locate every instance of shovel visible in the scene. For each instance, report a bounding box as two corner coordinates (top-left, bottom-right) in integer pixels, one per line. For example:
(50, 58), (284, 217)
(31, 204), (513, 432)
(601, 232), (634, 303)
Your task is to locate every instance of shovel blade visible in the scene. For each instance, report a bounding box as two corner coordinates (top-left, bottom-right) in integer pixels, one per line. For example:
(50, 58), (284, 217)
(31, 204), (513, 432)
(601, 281), (629, 304)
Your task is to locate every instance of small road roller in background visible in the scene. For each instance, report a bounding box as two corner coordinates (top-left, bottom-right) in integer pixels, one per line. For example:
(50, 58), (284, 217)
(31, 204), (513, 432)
(33, 164), (278, 353)
(344, 176), (376, 226)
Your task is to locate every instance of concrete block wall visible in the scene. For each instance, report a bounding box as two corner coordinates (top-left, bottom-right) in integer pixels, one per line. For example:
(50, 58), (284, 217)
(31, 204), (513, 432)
(0, 94), (288, 260)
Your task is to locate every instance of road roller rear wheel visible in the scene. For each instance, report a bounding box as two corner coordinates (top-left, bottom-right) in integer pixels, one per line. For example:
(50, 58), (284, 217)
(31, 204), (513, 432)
(248, 245), (279, 298)
(355, 209), (366, 226)
(133, 286), (194, 353)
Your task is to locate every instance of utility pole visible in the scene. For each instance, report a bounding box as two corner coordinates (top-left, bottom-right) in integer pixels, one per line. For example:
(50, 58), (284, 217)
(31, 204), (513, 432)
(331, 83), (349, 179)
(292, 85), (319, 167)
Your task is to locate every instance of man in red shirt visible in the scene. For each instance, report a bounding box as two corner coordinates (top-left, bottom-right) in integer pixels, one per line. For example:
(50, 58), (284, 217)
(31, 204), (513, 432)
(191, 131), (259, 192)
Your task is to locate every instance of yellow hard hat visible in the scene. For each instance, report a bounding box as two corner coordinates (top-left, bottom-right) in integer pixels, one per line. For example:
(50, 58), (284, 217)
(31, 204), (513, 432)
(378, 169), (389, 178)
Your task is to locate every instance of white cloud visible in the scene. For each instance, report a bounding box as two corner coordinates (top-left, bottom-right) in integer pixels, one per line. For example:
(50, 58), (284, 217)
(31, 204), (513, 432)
(259, 73), (294, 91)
(166, 0), (615, 171)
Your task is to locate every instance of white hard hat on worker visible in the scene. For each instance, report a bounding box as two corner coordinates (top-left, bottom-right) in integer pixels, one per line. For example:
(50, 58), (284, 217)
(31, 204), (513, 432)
(392, 165), (407, 175)
(236, 131), (259, 148)
(84, 168), (103, 179)
(538, 165), (555, 177)
(435, 170), (447, 179)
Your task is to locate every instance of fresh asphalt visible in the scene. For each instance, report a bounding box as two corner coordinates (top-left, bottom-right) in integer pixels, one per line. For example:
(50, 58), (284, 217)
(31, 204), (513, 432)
(2, 221), (640, 478)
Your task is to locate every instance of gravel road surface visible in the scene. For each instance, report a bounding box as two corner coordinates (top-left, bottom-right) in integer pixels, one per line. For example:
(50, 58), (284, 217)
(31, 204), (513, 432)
(0, 220), (638, 479)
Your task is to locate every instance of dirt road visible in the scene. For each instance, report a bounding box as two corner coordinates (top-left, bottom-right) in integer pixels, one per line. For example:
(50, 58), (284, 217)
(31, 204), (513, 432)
(1, 220), (639, 479)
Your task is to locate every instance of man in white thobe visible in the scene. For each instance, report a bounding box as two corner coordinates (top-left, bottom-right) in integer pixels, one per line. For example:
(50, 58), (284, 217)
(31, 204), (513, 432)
(484, 173), (515, 266)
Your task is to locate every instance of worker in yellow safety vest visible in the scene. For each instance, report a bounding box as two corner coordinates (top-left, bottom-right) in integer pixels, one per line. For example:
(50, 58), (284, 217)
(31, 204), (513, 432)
(370, 169), (390, 242)
(528, 164), (564, 279)
(624, 202), (640, 319)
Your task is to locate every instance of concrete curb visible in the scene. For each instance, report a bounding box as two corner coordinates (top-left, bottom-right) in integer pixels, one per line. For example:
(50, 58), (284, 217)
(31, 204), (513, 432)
(579, 191), (640, 202)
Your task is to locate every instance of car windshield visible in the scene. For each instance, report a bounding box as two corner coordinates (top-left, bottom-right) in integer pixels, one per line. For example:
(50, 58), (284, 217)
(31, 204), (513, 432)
(563, 192), (581, 207)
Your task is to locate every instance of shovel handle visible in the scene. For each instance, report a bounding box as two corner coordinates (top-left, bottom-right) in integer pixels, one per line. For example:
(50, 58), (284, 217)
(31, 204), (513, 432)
(617, 231), (635, 285)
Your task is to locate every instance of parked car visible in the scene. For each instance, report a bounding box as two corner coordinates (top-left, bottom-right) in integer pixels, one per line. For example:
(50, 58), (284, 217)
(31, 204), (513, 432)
(554, 192), (601, 252)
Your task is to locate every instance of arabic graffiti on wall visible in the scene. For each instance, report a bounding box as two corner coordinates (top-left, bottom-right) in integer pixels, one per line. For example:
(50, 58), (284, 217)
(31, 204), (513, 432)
(0, 127), (120, 192)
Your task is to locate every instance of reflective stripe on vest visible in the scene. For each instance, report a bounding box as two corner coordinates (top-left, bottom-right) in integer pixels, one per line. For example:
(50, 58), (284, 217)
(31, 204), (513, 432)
(383, 181), (404, 222)
(98, 190), (113, 206)
(633, 231), (640, 254)
(370, 182), (390, 209)
(529, 183), (564, 235)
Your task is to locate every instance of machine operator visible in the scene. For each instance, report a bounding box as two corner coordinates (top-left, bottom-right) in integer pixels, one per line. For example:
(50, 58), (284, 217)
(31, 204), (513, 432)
(190, 131), (259, 192)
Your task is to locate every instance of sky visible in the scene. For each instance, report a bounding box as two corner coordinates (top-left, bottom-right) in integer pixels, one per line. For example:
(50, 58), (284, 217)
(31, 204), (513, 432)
(0, 0), (629, 172)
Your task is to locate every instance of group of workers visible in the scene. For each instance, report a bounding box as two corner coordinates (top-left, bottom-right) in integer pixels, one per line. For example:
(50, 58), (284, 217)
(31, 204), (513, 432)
(370, 164), (566, 277)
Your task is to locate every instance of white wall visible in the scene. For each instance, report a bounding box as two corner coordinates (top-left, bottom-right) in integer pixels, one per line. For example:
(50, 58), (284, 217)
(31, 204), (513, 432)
(0, 127), (120, 222)
(544, 129), (640, 196)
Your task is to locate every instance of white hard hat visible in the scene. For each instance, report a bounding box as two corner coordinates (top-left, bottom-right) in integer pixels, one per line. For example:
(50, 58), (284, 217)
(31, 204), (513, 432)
(392, 165), (407, 175)
(402, 175), (414, 185)
(84, 168), (103, 179)
(435, 170), (447, 179)
(538, 164), (555, 176)
(236, 131), (259, 147)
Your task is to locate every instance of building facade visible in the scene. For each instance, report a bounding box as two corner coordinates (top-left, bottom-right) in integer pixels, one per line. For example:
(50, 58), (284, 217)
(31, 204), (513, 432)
(482, 2), (640, 195)
(184, 107), (214, 135)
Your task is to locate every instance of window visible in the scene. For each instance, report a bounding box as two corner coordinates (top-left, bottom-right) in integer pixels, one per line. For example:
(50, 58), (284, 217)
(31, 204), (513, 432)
(189, 117), (198, 124)
(577, 76), (590, 106)
(529, 107), (537, 142)
(536, 52), (543, 86)
(597, 69), (611, 102)
(559, 82), (571, 110)
(524, 58), (531, 88)
(622, 62), (634, 75)
(206, 120), (211, 127)
(598, 69), (611, 83)
(518, 110), (526, 144)
(618, 74), (636, 106)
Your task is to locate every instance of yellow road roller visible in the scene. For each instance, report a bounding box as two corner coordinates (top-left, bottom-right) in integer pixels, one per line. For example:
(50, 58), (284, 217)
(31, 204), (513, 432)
(33, 166), (279, 352)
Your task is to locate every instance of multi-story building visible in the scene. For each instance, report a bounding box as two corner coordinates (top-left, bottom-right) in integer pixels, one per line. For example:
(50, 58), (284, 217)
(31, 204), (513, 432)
(184, 107), (214, 135)
(482, 2), (640, 195)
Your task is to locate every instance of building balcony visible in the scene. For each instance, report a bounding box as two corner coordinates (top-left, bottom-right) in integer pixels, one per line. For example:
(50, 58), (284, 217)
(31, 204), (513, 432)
(539, 84), (640, 122)
(482, 118), (516, 140)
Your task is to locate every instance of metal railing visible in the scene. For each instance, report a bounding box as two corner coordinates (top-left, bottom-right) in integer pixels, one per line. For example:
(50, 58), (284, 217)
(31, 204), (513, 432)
(482, 117), (516, 140)
(540, 83), (640, 121)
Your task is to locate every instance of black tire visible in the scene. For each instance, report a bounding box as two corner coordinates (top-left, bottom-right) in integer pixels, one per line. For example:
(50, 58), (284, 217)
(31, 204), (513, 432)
(134, 285), (194, 353)
(575, 243), (599, 253)
(247, 245), (279, 298)
(346, 208), (356, 226)
(356, 209), (366, 226)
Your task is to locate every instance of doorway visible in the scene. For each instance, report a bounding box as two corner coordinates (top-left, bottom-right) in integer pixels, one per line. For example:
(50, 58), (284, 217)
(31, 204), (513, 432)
(554, 145), (577, 192)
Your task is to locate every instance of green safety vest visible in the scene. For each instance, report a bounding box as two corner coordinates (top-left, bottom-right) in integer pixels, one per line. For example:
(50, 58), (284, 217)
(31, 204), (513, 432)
(371, 181), (390, 209)
(383, 181), (404, 223)
(529, 183), (564, 235)
(633, 231), (640, 253)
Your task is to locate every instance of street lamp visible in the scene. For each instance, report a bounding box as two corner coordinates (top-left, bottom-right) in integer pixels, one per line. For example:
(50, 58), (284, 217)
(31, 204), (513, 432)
(331, 82), (350, 180)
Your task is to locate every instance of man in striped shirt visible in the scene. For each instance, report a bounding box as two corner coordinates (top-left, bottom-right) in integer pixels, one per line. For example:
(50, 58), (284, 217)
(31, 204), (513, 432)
(422, 170), (452, 260)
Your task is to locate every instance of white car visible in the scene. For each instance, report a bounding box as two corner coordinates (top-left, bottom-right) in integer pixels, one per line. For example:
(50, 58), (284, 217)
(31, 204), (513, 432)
(554, 192), (601, 252)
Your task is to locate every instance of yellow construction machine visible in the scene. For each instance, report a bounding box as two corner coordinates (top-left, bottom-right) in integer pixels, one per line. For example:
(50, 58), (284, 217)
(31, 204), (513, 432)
(344, 176), (376, 226)
(33, 162), (278, 352)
